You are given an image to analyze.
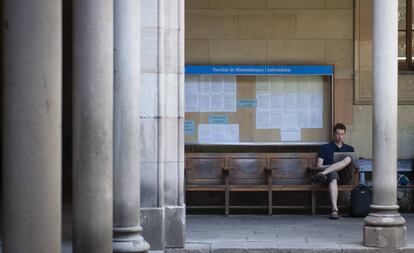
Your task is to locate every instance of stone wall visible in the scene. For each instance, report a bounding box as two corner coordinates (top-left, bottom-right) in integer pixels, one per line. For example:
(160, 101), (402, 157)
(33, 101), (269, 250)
(185, 0), (414, 159)
(186, 0), (354, 129)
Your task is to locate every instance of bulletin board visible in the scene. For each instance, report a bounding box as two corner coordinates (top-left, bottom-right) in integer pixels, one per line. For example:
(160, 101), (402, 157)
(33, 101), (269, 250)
(184, 65), (333, 145)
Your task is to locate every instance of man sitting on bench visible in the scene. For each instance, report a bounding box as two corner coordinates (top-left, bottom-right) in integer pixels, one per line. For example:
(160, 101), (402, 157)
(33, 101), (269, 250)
(311, 123), (354, 219)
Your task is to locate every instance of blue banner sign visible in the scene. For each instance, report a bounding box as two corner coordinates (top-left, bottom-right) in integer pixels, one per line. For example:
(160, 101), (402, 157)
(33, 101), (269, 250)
(184, 120), (196, 136)
(208, 115), (229, 124)
(185, 65), (333, 75)
(238, 99), (257, 108)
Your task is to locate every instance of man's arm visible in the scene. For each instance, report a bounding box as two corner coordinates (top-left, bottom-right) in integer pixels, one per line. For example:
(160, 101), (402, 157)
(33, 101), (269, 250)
(316, 157), (330, 169)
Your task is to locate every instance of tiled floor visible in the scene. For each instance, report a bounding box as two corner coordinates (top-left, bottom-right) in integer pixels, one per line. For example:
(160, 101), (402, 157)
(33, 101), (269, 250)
(60, 212), (414, 252)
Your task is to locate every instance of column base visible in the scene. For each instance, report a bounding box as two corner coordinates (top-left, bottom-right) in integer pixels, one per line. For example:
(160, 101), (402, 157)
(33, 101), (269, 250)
(364, 207), (406, 248)
(364, 225), (406, 248)
(113, 226), (150, 253)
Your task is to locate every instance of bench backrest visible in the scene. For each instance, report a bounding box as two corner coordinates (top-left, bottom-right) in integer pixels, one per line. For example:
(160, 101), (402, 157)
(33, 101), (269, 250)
(185, 153), (319, 186)
(185, 156), (225, 185)
(270, 154), (314, 185)
(228, 157), (267, 185)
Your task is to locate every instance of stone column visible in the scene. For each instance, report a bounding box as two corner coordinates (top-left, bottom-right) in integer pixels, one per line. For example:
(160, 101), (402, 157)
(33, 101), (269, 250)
(140, 0), (185, 249)
(113, 0), (150, 252)
(364, 0), (406, 248)
(2, 1), (62, 252)
(73, 1), (113, 252)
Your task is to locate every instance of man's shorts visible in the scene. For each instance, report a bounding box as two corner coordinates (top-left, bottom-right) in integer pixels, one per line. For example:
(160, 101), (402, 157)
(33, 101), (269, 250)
(326, 162), (355, 184)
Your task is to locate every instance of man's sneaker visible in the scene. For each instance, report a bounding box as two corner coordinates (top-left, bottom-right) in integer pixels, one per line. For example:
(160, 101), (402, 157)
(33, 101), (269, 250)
(330, 210), (339, 219)
(310, 172), (328, 184)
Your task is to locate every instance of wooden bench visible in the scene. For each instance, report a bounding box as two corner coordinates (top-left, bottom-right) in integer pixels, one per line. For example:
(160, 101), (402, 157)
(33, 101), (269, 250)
(185, 153), (359, 215)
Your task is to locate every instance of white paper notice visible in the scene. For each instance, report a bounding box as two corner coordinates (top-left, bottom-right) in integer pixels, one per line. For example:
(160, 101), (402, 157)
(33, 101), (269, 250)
(198, 124), (239, 143)
(199, 82), (210, 93)
(185, 75), (237, 112)
(281, 128), (301, 141)
(283, 111), (298, 128)
(307, 76), (323, 93)
(185, 82), (199, 112)
(186, 75), (200, 85)
(309, 111), (323, 128)
(211, 80), (224, 93)
(270, 93), (283, 109)
(256, 110), (270, 129)
(199, 93), (210, 112)
(223, 78), (237, 112)
(270, 76), (284, 93)
(211, 94), (225, 112)
(257, 93), (270, 109)
(198, 124), (210, 142)
(200, 75), (210, 85)
(283, 76), (298, 93)
(270, 110), (282, 128)
(224, 93), (236, 112)
(296, 93), (310, 109)
(224, 76), (236, 90)
(283, 93), (296, 110)
(251, 74), (324, 131)
(310, 93), (323, 111)
(256, 76), (270, 93)
(297, 111), (310, 128)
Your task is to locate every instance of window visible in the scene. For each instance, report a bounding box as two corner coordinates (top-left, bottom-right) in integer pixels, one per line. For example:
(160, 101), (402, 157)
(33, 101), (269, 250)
(399, 0), (414, 70)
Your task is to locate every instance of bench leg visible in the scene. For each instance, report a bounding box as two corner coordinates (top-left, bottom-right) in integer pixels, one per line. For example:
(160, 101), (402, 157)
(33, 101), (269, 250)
(268, 189), (273, 216)
(225, 189), (229, 216)
(311, 189), (316, 216)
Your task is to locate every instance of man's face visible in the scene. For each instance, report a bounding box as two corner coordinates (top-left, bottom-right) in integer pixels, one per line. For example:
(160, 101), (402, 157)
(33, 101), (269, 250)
(334, 129), (346, 144)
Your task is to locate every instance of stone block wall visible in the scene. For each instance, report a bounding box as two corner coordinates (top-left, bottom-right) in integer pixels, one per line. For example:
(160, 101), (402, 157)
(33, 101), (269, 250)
(186, 0), (354, 127)
(185, 0), (414, 159)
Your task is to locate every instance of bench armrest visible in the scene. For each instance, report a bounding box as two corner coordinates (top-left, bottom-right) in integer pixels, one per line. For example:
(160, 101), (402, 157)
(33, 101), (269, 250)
(264, 167), (272, 173)
(264, 166), (273, 177)
(222, 167), (235, 176)
(264, 167), (273, 185)
(222, 166), (235, 171)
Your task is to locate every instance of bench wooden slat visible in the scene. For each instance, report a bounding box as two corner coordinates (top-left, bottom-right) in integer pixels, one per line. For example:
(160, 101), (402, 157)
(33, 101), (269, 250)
(272, 185), (314, 191)
(228, 185), (269, 191)
(186, 185), (226, 191)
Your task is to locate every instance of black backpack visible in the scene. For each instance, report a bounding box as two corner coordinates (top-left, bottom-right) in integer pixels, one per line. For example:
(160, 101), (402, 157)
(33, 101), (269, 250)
(350, 184), (372, 217)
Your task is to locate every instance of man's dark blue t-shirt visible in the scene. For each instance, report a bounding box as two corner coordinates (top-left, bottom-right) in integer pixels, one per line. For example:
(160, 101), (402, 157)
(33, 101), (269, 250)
(318, 142), (354, 165)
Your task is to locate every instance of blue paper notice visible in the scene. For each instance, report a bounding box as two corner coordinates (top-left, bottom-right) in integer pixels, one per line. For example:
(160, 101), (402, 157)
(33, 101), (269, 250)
(184, 120), (196, 136)
(208, 115), (229, 124)
(238, 99), (257, 108)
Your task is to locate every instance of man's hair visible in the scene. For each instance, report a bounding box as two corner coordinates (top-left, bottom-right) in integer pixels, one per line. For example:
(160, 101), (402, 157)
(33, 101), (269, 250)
(333, 123), (346, 133)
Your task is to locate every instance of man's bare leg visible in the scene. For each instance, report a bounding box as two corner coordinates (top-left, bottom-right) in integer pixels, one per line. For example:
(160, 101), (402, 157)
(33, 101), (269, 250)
(320, 156), (352, 176)
(329, 179), (338, 212)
